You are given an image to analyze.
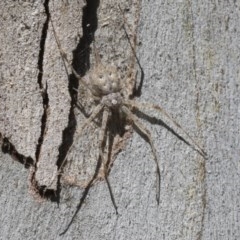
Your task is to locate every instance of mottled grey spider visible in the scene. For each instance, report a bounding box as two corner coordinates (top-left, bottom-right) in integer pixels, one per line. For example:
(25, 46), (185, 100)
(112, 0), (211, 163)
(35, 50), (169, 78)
(50, 14), (205, 217)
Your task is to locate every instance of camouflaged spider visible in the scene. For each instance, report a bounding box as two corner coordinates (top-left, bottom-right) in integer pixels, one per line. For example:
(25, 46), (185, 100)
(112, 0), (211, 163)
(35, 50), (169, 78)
(49, 11), (208, 234)
(50, 17), (205, 210)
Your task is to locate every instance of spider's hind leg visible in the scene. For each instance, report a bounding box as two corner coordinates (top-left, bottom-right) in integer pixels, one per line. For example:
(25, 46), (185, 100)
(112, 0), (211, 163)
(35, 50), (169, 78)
(48, 104), (104, 191)
(122, 106), (161, 204)
(125, 100), (206, 158)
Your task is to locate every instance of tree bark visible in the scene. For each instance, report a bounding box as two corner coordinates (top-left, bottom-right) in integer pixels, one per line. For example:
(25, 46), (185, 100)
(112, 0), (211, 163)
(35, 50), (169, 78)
(0, 0), (239, 239)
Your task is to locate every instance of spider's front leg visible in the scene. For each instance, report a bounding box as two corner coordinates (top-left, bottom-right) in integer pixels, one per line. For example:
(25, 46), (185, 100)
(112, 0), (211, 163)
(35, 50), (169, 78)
(50, 17), (89, 90)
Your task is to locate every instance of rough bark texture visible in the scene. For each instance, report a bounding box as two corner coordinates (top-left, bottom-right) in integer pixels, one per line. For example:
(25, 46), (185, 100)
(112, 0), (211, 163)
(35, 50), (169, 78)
(0, 0), (240, 239)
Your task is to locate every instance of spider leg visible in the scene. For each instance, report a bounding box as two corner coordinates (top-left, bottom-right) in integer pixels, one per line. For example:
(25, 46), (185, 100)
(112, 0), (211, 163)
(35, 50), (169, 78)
(125, 100), (206, 157)
(99, 108), (118, 214)
(92, 41), (102, 67)
(59, 105), (111, 236)
(122, 106), (161, 204)
(50, 18), (89, 90)
(118, 5), (143, 97)
(58, 104), (104, 175)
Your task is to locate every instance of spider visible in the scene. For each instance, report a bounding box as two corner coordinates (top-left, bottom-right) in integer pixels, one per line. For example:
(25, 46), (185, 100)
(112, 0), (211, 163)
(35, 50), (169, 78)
(51, 17), (205, 192)
(49, 12), (206, 234)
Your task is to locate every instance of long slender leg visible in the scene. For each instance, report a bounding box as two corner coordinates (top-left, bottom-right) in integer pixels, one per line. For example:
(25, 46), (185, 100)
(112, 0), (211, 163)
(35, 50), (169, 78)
(50, 18), (90, 90)
(92, 41), (102, 67)
(45, 104), (103, 196)
(125, 100), (206, 157)
(98, 108), (108, 161)
(122, 106), (161, 204)
(98, 108), (109, 163)
(58, 104), (103, 175)
(60, 106), (110, 236)
(118, 5), (143, 97)
(98, 108), (118, 213)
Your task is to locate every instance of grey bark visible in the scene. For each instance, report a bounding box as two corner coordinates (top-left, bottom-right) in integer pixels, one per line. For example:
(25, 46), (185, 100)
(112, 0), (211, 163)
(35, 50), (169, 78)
(0, 0), (240, 240)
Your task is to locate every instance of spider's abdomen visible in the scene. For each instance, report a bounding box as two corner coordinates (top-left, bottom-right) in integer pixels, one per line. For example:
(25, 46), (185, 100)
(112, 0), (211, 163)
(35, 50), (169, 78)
(89, 65), (121, 97)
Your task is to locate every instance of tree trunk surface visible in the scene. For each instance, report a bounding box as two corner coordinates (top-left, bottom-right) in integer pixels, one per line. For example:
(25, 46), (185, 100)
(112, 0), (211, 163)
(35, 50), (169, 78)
(0, 1), (239, 240)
